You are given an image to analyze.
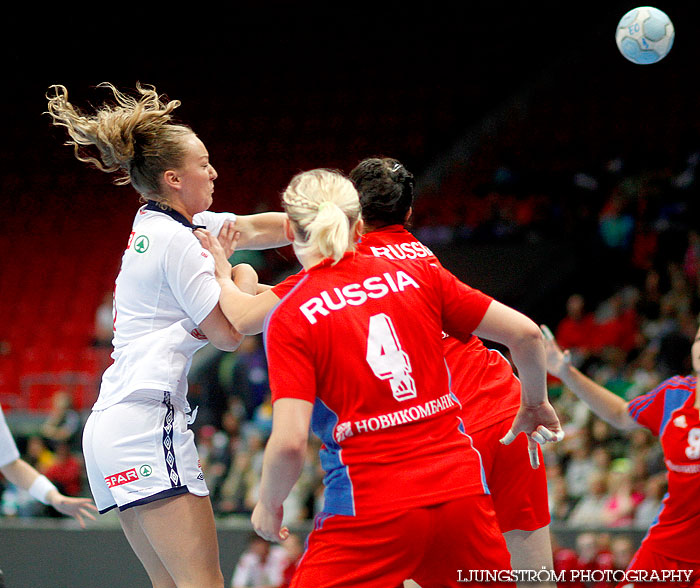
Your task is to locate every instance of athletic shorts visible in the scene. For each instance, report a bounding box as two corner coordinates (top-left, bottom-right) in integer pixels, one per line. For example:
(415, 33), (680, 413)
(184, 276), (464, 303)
(290, 494), (513, 588)
(469, 417), (550, 533)
(82, 391), (208, 514)
(619, 545), (700, 587)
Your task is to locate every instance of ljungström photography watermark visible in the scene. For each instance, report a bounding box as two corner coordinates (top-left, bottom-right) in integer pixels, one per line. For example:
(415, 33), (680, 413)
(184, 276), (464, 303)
(457, 567), (695, 583)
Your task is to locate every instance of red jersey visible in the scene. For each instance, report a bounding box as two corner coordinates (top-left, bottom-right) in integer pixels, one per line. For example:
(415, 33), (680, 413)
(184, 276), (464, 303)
(265, 251), (492, 517)
(627, 375), (700, 563)
(272, 226), (521, 432)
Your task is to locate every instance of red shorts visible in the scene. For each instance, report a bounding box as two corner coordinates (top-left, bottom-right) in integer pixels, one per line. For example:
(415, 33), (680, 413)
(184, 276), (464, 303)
(469, 417), (550, 533)
(290, 495), (513, 588)
(618, 545), (700, 587)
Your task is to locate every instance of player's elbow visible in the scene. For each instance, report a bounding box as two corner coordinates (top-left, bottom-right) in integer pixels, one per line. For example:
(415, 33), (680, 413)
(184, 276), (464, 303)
(234, 314), (265, 336)
(274, 430), (308, 460)
(209, 328), (245, 352)
(507, 319), (544, 354)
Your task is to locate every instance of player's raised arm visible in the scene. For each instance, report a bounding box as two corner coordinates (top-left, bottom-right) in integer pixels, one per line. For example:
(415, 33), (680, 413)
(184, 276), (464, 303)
(541, 325), (638, 431)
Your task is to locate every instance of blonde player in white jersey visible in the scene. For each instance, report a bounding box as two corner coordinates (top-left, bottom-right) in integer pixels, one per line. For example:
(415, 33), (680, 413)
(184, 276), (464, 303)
(46, 82), (288, 588)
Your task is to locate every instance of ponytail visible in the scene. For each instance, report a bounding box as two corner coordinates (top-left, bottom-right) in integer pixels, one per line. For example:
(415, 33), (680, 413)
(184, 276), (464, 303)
(282, 169), (361, 264)
(46, 82), (192, 201)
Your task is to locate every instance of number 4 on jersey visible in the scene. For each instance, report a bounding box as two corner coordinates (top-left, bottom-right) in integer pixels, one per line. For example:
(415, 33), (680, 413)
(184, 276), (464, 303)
(366, 313), (417, 402)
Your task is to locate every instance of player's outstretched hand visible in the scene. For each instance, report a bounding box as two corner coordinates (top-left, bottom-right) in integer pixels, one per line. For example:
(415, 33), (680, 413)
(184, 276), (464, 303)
(500, 401), (564, 469)
(47, 492), (98, 528)
(217, 220), (242, 258)
(194, 228), (235, 281)
(540, 324), (572, 379)
(252, 501), (289, 543)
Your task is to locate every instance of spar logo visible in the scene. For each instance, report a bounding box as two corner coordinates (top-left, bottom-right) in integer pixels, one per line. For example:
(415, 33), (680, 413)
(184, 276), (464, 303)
(105, 468), (139, 488)
(134, 235), (150, 253)
(105, 465), (153, 488)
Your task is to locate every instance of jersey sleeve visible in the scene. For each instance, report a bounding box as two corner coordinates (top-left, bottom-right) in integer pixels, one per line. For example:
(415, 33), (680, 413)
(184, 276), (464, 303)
(0, 405), (21, 468)
(265, 307), (317, 405)
(627, 380), (669, 436)
(192, 211), (237, 236)
(271, 272), (304, 299)
(432, 264), (493, 341)
(163, 230), (221, 325)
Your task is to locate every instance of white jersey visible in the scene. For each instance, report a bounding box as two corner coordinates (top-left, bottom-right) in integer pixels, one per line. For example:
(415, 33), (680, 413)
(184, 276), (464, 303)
(94, 204), (236, 413)
(0, 404), (20, 468)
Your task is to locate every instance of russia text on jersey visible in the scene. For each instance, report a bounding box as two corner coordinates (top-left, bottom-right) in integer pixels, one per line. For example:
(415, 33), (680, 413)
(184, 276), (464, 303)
(367, 241), (434, 261)
(300, 270), (420, 324)
(333, 392), (457, 443)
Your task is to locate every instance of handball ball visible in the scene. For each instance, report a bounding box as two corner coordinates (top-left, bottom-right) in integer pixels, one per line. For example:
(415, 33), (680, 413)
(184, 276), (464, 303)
(615, 6), (674, 64)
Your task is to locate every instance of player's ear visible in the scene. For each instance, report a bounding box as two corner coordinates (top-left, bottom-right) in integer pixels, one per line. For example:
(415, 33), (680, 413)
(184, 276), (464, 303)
(283, 217), (295, 243)
(163, 169), (181, 190)
(354, 218), (364, 241)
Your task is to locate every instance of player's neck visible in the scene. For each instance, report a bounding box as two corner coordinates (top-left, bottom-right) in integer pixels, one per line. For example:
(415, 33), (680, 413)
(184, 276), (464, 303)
(296, 248), (325, 270)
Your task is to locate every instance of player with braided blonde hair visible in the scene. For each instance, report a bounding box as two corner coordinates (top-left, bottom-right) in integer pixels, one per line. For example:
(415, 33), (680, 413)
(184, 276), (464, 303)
(47, 82), (289, 588)
(280, 168), (361, 265)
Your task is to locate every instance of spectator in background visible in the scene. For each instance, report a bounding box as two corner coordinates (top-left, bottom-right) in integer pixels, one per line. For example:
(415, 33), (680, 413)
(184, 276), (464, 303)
(91, 291), (114, 349)
(43, 441), (83, 498)
(600, 465), (643, 528)
(574, 532), (613, 579)
(223, 335), (270, 421)
(24, 435), (55, 473)
(278, 533), (304, 588)
(554, 294), (594, 368)
(230, 533), (289, 588)
(40, 390), (82, 452)
(633, 474), (667, 529)
(563, 433), (597, 500)
(567, 471), (608, 528)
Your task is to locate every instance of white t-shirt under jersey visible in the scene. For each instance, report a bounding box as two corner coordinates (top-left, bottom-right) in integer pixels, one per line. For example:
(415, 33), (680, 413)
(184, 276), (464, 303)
(94, 205), (236, 413)
(0, 404), (21, 468)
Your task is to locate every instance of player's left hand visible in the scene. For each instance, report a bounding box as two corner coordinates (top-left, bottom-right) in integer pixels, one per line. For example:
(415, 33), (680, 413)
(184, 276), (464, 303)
(500, 401), (564, 469)
(252, 501), (289, 543)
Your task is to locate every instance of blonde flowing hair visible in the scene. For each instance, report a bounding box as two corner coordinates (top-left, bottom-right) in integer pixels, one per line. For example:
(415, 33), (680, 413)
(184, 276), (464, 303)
(45, 82), (193, 202)
(282, 169), (362, 264)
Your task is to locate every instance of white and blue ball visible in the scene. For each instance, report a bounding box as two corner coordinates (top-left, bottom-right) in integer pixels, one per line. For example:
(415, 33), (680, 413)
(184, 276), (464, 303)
(615, 6), (674, 64)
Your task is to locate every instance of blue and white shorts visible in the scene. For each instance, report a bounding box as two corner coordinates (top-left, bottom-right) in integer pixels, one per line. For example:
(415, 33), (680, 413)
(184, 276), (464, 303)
(82, 391), (208, 514)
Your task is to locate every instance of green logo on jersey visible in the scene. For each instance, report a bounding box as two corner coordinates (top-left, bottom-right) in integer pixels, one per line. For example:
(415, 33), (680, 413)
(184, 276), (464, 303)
(140, 465), (153, 477)
(134, 235), (150, 253)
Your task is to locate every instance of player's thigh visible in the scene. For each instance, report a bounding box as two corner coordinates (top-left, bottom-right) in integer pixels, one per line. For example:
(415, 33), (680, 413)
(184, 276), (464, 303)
(473, 419), (549, 533)
(412, 494), (513, 588)
(132, 492), (224, 587)
(118, 507), (177, 588)
(291, 509), (430, 588)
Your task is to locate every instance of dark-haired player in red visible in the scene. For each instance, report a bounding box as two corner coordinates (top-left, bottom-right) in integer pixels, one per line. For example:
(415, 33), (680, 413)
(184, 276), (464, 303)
(543, 324), (700, 587)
